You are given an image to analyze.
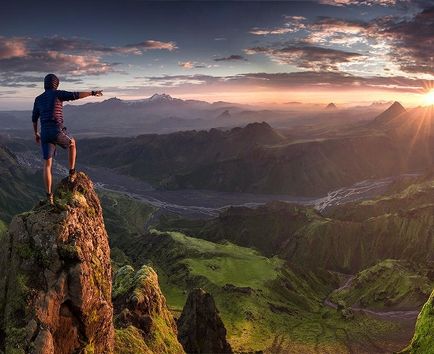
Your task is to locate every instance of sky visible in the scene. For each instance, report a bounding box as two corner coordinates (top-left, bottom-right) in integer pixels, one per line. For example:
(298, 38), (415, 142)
(0, 0), (433, 109)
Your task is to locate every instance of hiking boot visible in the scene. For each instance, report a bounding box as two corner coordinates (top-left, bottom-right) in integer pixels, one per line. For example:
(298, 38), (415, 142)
(68, 168), (77, 182)
(47, 192), (54, 206)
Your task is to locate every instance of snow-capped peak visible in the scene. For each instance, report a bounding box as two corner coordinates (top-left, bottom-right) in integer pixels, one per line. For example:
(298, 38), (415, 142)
(148, 93), (174, 102)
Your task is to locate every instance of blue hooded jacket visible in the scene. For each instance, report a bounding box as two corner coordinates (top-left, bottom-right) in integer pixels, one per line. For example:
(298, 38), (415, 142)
(32, 74), (80, 135)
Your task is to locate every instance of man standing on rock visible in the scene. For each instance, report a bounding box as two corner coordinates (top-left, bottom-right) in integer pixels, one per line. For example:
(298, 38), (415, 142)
(32, 73), (103, 205)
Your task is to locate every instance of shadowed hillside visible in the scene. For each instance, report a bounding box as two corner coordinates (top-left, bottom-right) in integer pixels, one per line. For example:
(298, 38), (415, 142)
(0, 144), (43, 222)
(73, 104), (434, 196)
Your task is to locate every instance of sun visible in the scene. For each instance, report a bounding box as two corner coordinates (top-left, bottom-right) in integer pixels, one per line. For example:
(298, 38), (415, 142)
(423, 89), (434, 105)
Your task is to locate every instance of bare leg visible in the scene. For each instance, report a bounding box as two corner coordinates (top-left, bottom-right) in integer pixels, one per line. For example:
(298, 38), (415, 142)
(69, 138), (76, 170)
(43, 158), (53, 194)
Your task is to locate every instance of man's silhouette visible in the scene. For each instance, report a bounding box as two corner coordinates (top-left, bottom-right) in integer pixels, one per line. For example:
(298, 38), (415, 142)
(32, 73), (102, 205)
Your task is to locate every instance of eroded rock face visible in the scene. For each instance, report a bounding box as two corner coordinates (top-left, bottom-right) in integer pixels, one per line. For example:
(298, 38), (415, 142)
(177, 288), (232, 354)
(0, 173), (114, 354)
(112, 265), (184, 354)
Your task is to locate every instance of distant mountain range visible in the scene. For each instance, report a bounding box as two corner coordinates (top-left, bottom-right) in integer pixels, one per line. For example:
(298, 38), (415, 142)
(0, 93), (391, 137)
(74, 102), (434, 196)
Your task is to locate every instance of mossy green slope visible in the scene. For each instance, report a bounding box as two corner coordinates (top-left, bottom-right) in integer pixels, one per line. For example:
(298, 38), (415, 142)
(401, 289), (434, 354)
(115, 326), (153, 354)
(158, 176), (434, 274)
(123, 229), (408, 352)
(330, 260), (433, 310)
(112, 264), (184, 354)
(98, 190), (154, 269)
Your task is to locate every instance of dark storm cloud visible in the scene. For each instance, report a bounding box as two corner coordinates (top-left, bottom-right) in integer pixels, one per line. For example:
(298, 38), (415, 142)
(245, 45), (364, 71)
(213, 55), (248, 62)
(377, 6), (434, 75)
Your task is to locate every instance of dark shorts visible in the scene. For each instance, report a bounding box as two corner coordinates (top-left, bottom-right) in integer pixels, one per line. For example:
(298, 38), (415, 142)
(41, 128), (73, 160)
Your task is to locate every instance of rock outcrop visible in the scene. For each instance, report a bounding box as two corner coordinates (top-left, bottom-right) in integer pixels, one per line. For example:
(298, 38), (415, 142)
(112, 265), (184, 354)
(401, 289), (434, 353)
(177, 288), (232, 354)
(0, 172), (114, 354)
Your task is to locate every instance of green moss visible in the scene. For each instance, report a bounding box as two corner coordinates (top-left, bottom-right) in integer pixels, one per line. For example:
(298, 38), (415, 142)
(128, 229), (412, 352)
(114, 326), (152, 354)
(56, 189), (73, 207)
(330, 260), (433, 310)
(113, 265), (135, 299)
(401, 290), (434, 353)
(58, 243), (80, 261)
(15, 243), (32, 260)
(4, 326), (27, 354)
(90, 254), (111, 301)
(111, 247), (132, 272)
(145, 315), (182, 354)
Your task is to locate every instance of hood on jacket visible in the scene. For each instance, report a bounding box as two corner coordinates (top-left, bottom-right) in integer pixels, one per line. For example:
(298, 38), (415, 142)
(44, 74), (59, 90)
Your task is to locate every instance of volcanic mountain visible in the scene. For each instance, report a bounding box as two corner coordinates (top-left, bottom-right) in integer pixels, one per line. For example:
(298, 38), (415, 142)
(326, 103), (337, 110)
(372, 101), (406, 126)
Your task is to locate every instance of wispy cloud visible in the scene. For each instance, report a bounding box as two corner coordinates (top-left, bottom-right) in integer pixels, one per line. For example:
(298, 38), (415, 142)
(123, 40), (177, 52)
(213, 55), (247, 62)
(245, 45), (364, 71)
(178, 61), (208, 69)
(318, 0), (400, 6)
(246, 4), (433, 77)
(249, 16), (306, 36)
(378, 6), (434, 75)
(121, 71), (428, 96)
(0, 35), (178, 79)
(0, 37), (27, 59)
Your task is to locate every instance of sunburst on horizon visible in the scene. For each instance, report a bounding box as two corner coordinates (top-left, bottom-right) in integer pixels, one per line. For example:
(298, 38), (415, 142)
(423, 89), (434, 106)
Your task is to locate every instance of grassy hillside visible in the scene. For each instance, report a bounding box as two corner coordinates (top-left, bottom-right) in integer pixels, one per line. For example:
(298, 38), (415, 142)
(97, 190), (155, 269)
(159, 175), (434, 273)
(329, 260), (433, 310)
(116, 229), (410, 352)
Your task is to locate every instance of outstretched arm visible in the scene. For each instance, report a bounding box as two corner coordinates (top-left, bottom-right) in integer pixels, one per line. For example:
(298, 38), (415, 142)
(57, 90), (103, 102)
(77, 91), (103, 99)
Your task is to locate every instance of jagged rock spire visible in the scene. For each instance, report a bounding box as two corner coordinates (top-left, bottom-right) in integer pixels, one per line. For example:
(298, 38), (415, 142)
(0, 173), (114, 354)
